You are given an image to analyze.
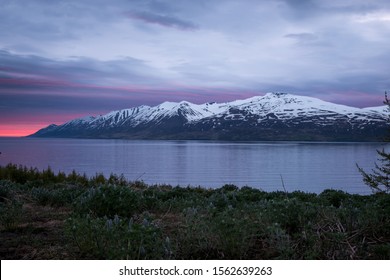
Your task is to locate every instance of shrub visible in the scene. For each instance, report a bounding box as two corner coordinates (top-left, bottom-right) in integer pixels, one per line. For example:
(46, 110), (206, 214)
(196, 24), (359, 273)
(0, 180), (14, 202)
(74, 185), (142, 218)
(31, 184), (84, 207)
(66, 214), (170, 259)
(0, 199), (23, 231)
(319, 189), (349, 208)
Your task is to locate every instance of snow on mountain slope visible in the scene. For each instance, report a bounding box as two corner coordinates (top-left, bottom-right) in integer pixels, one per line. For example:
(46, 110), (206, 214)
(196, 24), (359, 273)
(62, 115), (96, 126)
(194, 92), (387, 125)
(362, 105), (388, 114)
(46, 92), (389, 128)
(31, 92), (388, 141)
(78, 99), (232, 128)
(225, 92), (376, 117)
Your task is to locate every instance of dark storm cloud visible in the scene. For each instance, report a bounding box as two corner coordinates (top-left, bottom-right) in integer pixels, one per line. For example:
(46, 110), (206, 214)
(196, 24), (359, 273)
(125, 10), (198, 30)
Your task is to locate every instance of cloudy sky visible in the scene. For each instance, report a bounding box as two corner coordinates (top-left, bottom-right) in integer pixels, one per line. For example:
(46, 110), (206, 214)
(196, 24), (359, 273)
(1, 0), (390, 136)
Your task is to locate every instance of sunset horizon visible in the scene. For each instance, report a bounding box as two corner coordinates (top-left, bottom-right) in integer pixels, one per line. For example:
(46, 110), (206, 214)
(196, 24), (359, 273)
(1, 0), (389, 136)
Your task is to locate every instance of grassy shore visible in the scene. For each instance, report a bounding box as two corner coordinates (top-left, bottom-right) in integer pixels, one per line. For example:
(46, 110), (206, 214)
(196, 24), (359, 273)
(0, 163), (389, 259)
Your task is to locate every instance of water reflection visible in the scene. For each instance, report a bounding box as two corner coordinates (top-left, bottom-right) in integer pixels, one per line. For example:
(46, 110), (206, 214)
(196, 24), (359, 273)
(0, 138), (388, 194)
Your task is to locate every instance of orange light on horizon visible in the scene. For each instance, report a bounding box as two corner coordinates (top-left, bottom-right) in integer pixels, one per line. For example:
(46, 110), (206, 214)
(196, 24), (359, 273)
(0, 124), (47, 137)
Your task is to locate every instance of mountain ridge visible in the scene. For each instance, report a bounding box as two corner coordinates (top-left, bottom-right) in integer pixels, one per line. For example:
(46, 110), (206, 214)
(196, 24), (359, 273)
(30, 92), (389, 141)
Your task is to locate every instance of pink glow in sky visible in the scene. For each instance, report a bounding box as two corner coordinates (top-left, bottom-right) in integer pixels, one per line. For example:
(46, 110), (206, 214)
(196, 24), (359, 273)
(1, 1), (389, 136)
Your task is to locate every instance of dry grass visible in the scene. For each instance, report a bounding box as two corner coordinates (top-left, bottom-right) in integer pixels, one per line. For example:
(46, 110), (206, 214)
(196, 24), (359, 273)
(0, 197), (74, 259)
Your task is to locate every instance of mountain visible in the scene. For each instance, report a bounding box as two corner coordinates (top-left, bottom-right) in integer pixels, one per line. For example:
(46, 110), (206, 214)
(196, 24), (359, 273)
(30, 92), (389, 141)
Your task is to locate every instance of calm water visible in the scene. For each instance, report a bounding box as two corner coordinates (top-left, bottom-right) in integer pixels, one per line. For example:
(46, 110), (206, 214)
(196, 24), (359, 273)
(0, 137), (388, 194)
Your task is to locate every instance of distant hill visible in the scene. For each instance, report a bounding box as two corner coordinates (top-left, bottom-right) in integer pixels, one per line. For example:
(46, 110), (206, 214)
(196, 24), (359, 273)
(30, 92), (389, 141)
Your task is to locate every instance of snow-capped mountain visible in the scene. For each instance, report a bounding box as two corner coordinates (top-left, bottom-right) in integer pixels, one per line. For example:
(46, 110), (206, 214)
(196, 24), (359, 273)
(31, 93), (389, 141)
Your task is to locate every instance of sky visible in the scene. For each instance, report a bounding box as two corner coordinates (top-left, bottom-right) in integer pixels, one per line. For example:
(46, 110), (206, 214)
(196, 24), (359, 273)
(1, 0), (390, 136)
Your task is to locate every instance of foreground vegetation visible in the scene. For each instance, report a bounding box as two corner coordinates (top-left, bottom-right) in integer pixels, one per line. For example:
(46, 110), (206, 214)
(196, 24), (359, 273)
(1, 164), (389, 259)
